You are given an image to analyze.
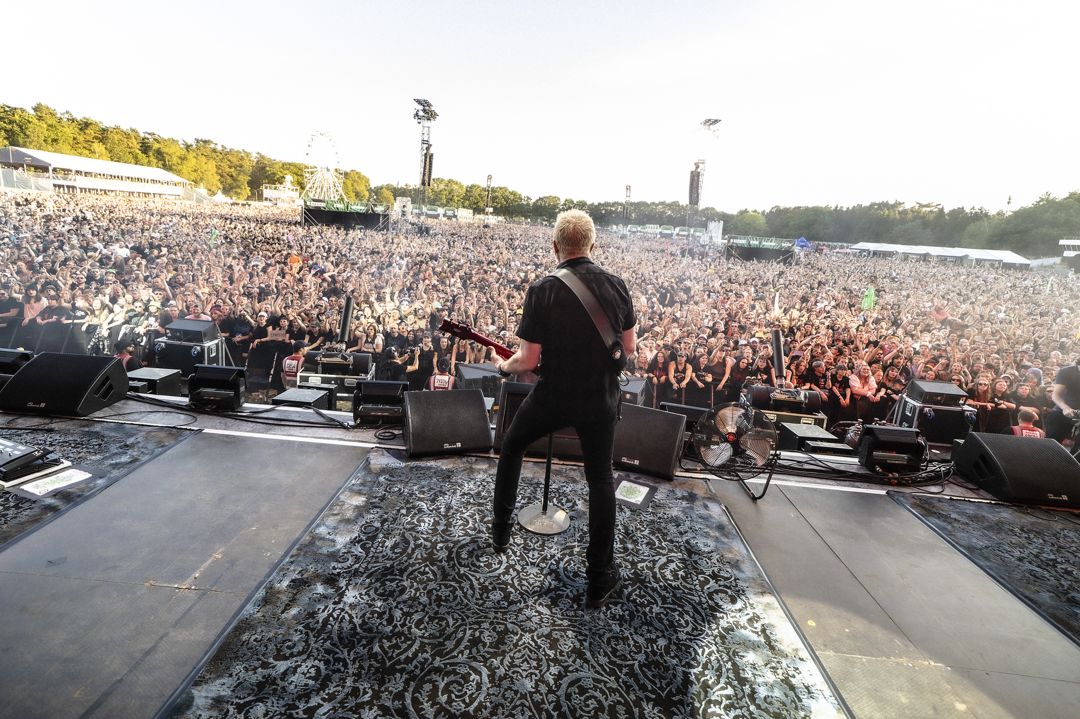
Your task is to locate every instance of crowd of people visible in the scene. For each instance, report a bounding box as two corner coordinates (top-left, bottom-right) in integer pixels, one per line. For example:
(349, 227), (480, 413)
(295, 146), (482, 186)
(1, 190), (1078, 441)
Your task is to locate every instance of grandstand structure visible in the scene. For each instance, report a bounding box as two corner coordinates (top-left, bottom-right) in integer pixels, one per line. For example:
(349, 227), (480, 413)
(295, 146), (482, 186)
(0, 146), (195, 199)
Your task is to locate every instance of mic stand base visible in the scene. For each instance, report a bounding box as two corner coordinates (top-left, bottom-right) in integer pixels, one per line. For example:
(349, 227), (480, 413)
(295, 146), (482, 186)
(517, 432), (571, 535)
(517, 502), (570, 535)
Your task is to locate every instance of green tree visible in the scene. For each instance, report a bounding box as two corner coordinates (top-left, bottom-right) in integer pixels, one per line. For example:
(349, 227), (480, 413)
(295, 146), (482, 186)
(342, 170), (371, 202)
(375, 186), (395, 206)
(216, 148), (253, 200)
(728, 210), (768, 236)
(102, 127), (145, 164)
(462, 183), (487, 212)
(427, 177), (466, 208)
(532, 195), (561, 222)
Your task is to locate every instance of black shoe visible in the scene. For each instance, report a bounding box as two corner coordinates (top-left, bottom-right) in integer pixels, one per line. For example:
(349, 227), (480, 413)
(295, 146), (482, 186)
(491, 522), (511, 553)
(586, 568), (622, 609)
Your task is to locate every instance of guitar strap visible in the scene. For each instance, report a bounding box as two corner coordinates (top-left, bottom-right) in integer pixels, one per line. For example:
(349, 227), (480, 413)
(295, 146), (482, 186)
(551, 267), (622, 365)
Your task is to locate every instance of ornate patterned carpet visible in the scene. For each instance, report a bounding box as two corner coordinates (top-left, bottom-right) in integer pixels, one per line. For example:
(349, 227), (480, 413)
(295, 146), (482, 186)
(173, 451), (842, 718)
(0, 419), (189, 547)
(893, 492), (1080, 649)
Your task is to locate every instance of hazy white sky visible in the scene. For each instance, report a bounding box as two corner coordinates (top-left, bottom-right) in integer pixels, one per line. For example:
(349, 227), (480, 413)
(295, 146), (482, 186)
(5, 0), (1077, 211)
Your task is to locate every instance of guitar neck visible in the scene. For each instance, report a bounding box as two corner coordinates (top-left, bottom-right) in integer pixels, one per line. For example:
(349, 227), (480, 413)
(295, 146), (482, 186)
(439, 320), (514, 360)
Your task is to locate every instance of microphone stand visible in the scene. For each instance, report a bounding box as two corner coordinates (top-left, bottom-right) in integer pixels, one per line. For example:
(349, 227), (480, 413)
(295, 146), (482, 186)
(516, 433), (570, 535)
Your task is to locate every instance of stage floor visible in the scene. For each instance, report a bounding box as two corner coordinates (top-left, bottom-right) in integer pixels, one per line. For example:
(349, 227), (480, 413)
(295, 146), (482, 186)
(0, 402), (1077, 718)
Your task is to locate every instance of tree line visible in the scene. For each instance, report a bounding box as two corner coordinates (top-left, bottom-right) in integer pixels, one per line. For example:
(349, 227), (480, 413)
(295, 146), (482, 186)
(2, 103), (1078, 258)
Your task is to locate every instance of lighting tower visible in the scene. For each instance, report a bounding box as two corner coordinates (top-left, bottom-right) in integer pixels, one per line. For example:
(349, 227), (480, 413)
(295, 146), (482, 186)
(413, 99), (438, 210)
(624, 184), (631, 225)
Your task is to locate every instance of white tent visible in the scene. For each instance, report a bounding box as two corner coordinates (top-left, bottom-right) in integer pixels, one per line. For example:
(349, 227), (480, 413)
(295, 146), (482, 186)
(849, 242), (1030, 267)
(0, 146), (189, 185)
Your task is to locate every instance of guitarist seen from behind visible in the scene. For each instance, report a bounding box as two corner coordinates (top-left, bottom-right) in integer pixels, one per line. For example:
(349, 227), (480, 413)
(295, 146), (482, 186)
(491, 210), (636, 609)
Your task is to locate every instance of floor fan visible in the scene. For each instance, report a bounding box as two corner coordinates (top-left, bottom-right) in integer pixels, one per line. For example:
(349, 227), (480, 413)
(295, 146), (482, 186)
(691, 402), (779, 500)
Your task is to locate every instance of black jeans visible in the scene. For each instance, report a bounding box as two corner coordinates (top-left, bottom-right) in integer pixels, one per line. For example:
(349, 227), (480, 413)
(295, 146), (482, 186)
(493, 391), (618, 580)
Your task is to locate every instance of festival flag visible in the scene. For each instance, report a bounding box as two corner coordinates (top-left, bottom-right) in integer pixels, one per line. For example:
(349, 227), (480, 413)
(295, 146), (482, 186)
(861, 286), (876, 311)
(208, 227), (219, 248)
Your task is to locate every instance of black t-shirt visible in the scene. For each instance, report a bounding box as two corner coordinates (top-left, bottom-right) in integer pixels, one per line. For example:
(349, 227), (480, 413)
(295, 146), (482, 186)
(832, 374), (851, 397)
(1053, 364), (1080, 410)
(804, 369), (830, 391)
(386, 332), (407, 353)
(217, 316), (236, 337)
(40, 305), (73, 322)
(417, 347), (436, 375)
(229, 317), (254, 339)
(516, 257), (635, 417)
(0, 297), (21, 326)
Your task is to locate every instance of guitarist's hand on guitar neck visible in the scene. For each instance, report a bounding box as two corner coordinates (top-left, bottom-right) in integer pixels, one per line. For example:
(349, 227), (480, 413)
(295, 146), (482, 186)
(495, 341), (542, 378)
(439, 318), (539, 378)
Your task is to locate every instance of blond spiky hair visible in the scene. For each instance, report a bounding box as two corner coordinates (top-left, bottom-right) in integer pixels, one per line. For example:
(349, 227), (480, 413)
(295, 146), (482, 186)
(553, 209), (595, 257)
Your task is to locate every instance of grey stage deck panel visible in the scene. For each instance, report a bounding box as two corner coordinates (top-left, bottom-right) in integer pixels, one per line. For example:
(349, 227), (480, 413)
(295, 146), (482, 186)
(780, 485), (1080, 683)
(0, 431), (369, 719)
(707, 478), (1080, 718)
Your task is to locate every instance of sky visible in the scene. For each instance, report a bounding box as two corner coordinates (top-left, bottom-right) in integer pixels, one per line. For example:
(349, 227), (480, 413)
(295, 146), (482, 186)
(5, 0), (1078, 212)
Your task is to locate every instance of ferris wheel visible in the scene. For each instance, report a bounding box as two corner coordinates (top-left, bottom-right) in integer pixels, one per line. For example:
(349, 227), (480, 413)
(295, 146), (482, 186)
(301, 131), (345, 203)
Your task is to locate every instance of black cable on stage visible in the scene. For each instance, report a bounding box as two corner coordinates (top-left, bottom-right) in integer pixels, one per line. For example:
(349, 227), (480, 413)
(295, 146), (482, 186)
(676, 436), (954, 493)
(678, 444), (777, 500)
(311, 406), (353, 431)
(775, 451), (953, 486)
(94, 409), (200, 429)
(373, 427), (402, 441)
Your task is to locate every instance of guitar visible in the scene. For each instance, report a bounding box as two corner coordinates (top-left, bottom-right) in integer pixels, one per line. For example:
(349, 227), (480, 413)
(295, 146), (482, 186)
(438, 318), (544, 383)
(438, 318), (515, 361)
(439, 318), (630, 389)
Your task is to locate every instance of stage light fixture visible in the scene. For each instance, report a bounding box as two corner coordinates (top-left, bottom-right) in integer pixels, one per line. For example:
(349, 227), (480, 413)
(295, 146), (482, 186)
(413, 98), (438, 123)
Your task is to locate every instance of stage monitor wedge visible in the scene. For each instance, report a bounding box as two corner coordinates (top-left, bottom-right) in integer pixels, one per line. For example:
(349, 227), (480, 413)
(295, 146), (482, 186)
(127, 367), (182, 397)
(0, 353), (128, 417)
(613, 404), (685, 480)
(404, 389), (492, 458)
(953, 432), (1080, 508)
